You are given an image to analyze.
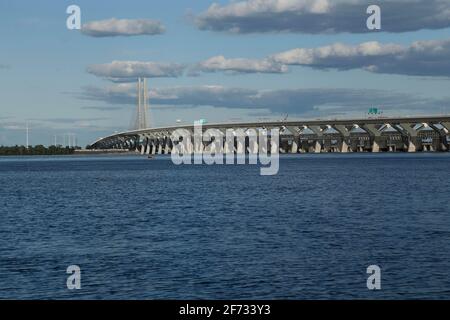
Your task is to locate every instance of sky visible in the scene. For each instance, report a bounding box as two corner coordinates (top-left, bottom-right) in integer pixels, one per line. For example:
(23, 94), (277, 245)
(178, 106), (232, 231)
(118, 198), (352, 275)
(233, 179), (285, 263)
(0, 0), (450, 146)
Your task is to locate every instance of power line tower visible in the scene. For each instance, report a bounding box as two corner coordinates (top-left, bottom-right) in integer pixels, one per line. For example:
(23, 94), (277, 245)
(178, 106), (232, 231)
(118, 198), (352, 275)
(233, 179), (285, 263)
(130, 77), (149, 130)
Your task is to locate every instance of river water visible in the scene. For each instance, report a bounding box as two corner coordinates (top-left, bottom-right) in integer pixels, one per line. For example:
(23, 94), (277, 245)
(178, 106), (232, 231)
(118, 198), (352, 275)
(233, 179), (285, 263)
(0, 153), (449, 299)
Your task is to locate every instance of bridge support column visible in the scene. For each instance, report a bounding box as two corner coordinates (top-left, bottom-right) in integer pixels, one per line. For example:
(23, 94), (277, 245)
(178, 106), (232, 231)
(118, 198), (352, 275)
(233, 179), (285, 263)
(236, 140), (245, 154)
(219, 129), (233, 156)
(309, 126), (323, 153)
(334, 125), (351, 153)
(157, 142), (163, 155)
(286, 127), (299, 154)
(194, 142), (203, 154)
(313, 141), (321, 153)
(193, 129), (204, 155)
(341, 141), (349, 153)
(442, 122), (450, 151)
(135, 143), (140, 153)
(165, 138), (172, 154)
(362, 124), (382, 153)
(372, 141), (380, 153)
(186, 137), (194, 155)
(209, 140), (219, 155)
(291, 140), (299, 154)
(223, 137), (233, 154)
(298, 140), (307, 153)
(270, 137), (279, 154)
(245, 128), (258, 155)
(140, 139), (146, 155)
(135, 136), (141, 153)
(248, 138), (258, 154)
(399, 123), (419, 152)
(430, 122), (450, 151)
(233, 128), (246, 155)
(143, 136), (150, 154)
(203, 141), (212, 154)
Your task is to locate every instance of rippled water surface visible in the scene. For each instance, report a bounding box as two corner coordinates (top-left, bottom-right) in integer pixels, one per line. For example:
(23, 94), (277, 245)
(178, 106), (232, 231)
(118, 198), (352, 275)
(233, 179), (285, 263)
(0, 153), (450, 299)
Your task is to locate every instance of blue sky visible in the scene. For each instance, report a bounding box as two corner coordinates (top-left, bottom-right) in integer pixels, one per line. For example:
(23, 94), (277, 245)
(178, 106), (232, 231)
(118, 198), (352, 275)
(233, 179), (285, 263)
(1, 0), (450, 146)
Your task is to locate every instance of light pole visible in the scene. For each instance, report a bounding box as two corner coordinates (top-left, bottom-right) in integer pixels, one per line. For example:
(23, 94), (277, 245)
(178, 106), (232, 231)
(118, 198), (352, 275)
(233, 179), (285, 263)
(26, 122), (29, 149)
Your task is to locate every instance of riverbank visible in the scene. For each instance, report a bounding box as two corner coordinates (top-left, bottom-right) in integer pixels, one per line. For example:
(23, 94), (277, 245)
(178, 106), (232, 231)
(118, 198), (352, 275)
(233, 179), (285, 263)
(0, 145), (77, 156)
(0, 146), (140, 156)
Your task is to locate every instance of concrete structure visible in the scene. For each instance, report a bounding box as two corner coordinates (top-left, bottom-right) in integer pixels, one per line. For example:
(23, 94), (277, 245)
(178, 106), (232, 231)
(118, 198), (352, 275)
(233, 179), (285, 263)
(88, 116), (450, 154)
(130, 77), (149, 131)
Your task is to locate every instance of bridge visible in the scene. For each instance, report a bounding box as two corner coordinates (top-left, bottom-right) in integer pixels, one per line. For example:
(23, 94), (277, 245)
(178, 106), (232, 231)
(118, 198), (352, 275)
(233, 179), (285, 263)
(88, 115), (450, 154)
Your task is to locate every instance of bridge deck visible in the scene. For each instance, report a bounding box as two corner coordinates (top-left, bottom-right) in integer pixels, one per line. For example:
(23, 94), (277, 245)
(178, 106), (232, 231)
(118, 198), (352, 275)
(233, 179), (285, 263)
(88, 115), (450, 153)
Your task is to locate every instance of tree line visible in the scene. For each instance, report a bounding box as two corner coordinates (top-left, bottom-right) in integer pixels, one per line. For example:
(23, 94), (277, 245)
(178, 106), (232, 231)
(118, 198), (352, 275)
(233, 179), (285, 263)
(0, 145), (79, 156)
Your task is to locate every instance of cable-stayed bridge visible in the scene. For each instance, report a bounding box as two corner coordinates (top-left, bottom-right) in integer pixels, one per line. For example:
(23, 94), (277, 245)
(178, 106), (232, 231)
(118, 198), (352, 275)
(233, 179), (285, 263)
(89, 116), (450, 154)
(89, 79), (450, 154)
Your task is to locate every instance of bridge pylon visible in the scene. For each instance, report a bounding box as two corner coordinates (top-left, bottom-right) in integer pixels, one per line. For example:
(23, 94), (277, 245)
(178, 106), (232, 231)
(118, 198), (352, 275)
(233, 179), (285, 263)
(131, 77), (149, 130)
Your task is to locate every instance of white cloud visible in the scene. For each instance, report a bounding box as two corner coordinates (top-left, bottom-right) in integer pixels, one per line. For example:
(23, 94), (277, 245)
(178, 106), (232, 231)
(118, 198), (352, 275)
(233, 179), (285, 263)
(196, 0), (450, 34)
(272, 41), (404, 65)
(271, 38), (450, 77)
(87, 61), (186, 81)
(192, 55), (289, 74)
(188, 38), (450, 78)
(82, 18), (165, 37)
